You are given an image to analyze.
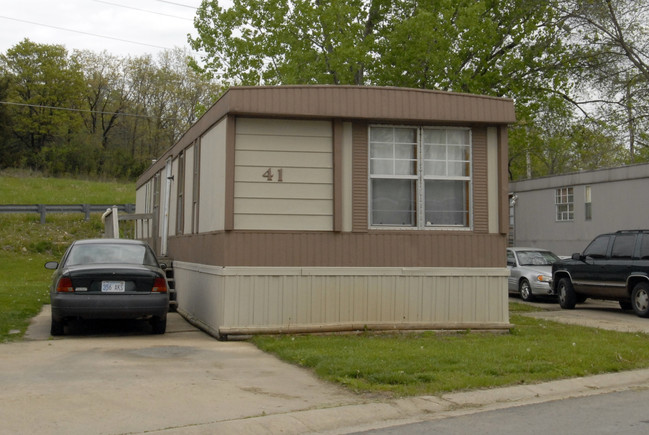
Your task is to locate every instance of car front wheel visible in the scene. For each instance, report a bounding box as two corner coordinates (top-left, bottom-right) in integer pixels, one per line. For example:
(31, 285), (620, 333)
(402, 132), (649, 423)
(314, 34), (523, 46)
(557, 277), (576, 309)
(519, 279), (534, 302)
(631, 282), (649, 318)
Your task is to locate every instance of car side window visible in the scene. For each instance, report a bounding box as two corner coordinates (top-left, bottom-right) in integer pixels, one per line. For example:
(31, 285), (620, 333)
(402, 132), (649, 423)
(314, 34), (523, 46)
(639, 235), (649, 260)
(583, 235), (610, 258)
(611, 234), (636, 259)
(507, 251), (516, 266)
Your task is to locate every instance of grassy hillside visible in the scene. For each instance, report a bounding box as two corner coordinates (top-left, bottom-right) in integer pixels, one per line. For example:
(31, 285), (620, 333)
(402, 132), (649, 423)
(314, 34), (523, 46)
(0, 175), (134, 341)
(0, 172), (135, 204)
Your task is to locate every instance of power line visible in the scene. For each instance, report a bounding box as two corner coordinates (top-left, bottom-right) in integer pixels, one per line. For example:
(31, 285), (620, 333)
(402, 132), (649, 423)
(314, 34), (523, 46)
(0, 101), (180, 121)
(0, 15), (171, 50)
(152, 0), (198, 9)
(92, 0), (194, 21)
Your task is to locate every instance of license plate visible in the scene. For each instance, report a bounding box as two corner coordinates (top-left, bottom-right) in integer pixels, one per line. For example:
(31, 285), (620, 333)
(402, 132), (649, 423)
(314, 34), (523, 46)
(101, 281), (125, 292)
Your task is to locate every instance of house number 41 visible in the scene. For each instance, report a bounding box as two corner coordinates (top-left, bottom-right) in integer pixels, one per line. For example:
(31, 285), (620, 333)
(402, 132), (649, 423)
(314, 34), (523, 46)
(262, 168), (284, 182)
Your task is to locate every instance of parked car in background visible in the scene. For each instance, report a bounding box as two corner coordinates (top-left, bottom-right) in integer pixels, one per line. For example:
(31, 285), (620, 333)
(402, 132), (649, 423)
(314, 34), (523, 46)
(507, 247), (560, 301)
(45, 239), (169, 336)
(552, 230), (649, 317)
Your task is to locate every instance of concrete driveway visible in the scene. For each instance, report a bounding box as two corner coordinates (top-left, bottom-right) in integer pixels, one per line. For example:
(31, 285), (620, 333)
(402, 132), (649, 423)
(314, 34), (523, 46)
(512, 297), (649, 334)
(4, 300), (649, 435)
(0, 306), (361, 435)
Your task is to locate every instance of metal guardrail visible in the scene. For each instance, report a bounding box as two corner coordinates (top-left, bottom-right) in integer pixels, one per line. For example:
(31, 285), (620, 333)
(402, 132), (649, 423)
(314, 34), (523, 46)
(0, 204), (136, 223)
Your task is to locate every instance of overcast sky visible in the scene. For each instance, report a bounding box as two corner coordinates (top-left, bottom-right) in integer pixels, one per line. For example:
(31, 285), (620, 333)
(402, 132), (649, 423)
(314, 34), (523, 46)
(0, 0), (217, 59)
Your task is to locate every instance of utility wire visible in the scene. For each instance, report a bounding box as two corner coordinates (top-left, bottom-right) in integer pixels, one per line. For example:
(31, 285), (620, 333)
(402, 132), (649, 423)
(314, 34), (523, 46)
(92, 0), (194, 21)
(0, 101), (180, 121)
(0, 15), (171, 50)
(152, 0), (198, 9)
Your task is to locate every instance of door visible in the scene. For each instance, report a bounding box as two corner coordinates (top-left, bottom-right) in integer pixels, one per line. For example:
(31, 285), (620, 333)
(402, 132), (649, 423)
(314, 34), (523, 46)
(571, 234), (611, 296)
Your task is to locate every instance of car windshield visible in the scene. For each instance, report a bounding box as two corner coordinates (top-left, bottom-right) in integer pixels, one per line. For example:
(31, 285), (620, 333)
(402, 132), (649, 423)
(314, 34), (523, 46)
(65, 243), (158, 267)
(516, 250), (559, 266)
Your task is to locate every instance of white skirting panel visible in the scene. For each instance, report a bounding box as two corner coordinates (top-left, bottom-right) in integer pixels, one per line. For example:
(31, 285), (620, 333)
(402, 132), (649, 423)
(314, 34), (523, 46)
(173, 262), (511, 338)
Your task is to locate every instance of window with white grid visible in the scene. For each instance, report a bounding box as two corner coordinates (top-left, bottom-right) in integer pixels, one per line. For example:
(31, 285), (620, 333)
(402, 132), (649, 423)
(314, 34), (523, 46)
(555, 187), (574, 221)
(369, 126), (472, 229)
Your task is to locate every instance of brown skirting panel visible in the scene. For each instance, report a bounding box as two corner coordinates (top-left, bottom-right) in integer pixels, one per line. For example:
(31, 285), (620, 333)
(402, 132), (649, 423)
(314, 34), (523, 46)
(168, 231), (506, 268)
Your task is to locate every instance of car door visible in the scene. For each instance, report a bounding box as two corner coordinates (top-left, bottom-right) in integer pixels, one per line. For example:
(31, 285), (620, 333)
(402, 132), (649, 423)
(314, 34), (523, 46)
(507, 250), (518, 291)
(570, 234), (612, 296)
(599, 233), (637, 299)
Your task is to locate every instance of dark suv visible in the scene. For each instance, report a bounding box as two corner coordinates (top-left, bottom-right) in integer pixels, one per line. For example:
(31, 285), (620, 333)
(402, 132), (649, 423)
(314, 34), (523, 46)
(551, 230), (649, 317)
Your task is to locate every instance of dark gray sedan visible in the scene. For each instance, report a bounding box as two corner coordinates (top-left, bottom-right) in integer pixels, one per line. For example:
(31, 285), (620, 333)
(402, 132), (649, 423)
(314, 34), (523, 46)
(507, 247), (560, 301)
(45, 239), (169, 336)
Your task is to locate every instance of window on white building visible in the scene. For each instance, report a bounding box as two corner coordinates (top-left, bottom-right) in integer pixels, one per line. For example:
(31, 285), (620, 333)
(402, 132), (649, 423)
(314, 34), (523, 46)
(555, 187), (574, 221)
(585, 185), (592, 221)
(369, 126), (472, 229)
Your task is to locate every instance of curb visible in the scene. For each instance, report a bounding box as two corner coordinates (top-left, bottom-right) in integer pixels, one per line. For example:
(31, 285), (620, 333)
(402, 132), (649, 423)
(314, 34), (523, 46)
(151, 368), (649, 434)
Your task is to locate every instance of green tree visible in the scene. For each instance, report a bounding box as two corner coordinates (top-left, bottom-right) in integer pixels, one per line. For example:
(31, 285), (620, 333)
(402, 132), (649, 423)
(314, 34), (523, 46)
(0, 39), (85, 170)
(191, 0), (388, 85)
(191, 0), (573, 108)
(0, 76), (11, 168)
(560, 0), (649, 162)
(74, 50), (129, 151)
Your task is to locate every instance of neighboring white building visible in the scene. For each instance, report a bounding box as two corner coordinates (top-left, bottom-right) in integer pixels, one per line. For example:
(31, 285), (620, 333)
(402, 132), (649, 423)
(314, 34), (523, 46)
(510, 162), (649, 256)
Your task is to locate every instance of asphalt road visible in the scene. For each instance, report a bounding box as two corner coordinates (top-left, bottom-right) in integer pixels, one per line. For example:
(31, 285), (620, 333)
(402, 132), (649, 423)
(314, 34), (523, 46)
(351, 388), (649, 435)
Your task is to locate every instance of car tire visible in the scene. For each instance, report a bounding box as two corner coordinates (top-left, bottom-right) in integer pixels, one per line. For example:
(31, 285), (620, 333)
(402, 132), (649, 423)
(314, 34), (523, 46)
(557, 277), (576, 309)
(631, 282), (649, 318)
(519, 279), (534, 302)
(50, 319), (64, 336)
(151, 315), (167, 334)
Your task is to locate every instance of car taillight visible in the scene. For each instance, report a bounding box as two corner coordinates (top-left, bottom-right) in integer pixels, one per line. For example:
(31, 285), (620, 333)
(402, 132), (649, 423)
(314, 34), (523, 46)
(56, 277), (74, 292)
(152, 277), (168, 293)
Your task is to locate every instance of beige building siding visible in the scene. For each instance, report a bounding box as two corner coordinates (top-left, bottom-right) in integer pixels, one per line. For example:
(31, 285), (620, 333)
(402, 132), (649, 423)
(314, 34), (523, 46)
(198, 118), (227, 233)
(174, 262), (510, 337)
(233, 118), (334, 231)
(135, 179), (154, 239)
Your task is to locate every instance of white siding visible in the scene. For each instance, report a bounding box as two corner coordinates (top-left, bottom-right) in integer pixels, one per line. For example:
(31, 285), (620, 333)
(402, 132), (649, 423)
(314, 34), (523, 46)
(199, 118), (227, 233)
(234, 118), (333, 231)
(174, 263), (510, 337)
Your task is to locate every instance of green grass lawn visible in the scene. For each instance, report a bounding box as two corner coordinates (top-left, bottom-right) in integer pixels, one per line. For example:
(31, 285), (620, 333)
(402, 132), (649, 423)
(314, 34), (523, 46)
(0, 173), (135, 204)
(0, 174), (131, 341)
(0, 213), (107, 341)
(252, 314), (649, 397)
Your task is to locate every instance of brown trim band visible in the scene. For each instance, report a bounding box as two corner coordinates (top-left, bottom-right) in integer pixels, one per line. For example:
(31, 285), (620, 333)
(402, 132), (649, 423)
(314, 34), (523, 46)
(167, 231), (507, 268)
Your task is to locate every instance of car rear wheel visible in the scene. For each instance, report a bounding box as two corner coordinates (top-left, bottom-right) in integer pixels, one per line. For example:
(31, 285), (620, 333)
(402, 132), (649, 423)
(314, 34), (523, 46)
(50, 318), (64, 336)
(151, 315), (167, 334)
(631, 282), (649, 318)
(519, 279), (534, 302)
(557, 277), (576, 309)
